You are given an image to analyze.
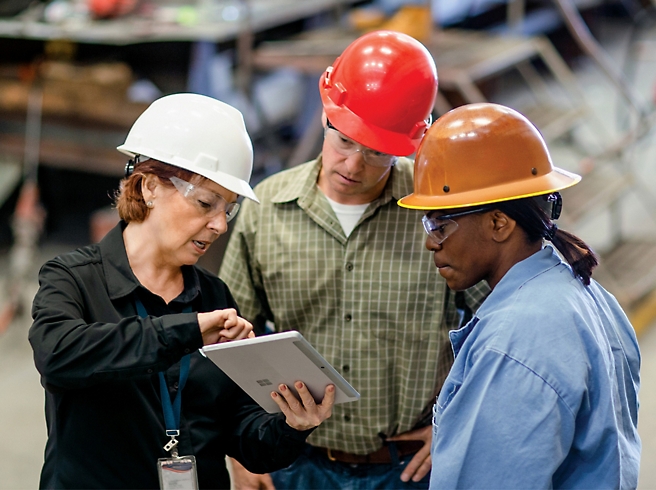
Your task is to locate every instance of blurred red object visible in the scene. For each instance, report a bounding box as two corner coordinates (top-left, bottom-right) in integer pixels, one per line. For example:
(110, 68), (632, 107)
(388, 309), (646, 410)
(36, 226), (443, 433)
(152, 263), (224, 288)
(88, 0), (138, 19)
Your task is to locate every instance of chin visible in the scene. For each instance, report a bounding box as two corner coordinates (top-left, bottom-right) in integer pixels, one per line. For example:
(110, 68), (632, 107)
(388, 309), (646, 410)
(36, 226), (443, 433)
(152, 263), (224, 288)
(440, 272), (471, 292)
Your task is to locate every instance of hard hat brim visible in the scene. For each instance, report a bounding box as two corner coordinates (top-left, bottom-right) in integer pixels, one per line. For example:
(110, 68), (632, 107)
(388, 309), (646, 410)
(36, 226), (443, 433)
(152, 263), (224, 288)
(117, 145), (260, 204)
(398, 166), (580, 210)
(322, 96), (420, 156)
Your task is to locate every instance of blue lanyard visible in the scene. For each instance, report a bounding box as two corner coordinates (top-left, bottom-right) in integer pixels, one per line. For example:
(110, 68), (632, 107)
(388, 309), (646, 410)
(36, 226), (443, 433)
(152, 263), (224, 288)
(135, 298), (192, 454)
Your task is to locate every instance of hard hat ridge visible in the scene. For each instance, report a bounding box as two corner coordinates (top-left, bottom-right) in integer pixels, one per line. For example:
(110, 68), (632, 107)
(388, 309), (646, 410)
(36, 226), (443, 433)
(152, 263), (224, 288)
(117, 93), (259, 203)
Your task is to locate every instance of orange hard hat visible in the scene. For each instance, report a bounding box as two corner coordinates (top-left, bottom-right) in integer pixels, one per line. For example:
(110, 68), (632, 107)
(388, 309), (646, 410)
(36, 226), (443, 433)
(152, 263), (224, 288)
(319, 30), (438, 157)
(398, 103), (581, 210)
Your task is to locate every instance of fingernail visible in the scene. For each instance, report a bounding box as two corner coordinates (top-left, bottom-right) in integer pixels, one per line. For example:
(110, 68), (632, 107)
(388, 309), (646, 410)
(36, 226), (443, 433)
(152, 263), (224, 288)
(280, 384), (287, 391)
(328, 385), (335, 392)
(296, 381), (304, 389)
(271, 392), (278, 398)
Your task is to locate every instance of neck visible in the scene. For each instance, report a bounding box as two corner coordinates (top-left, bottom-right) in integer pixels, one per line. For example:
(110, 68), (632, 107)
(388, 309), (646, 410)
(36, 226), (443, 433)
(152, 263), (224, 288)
(123, 221), (184, 303)
(487, 241), (542, 290)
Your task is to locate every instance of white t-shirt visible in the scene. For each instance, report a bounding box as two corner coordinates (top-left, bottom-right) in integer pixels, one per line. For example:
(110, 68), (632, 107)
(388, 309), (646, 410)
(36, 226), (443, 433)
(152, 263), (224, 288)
(323, 194), (370, 237)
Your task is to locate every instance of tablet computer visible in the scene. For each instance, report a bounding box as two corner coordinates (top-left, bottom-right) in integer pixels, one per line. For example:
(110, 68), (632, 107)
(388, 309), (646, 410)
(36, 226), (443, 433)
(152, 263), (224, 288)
(202, 331), (360, 413)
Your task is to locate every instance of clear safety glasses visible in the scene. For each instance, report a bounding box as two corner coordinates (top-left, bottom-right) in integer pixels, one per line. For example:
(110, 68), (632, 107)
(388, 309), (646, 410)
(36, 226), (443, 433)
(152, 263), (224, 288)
(169, 176), (240, 222)
(324, 120), (398, 168)
(422, 207), (493, 244)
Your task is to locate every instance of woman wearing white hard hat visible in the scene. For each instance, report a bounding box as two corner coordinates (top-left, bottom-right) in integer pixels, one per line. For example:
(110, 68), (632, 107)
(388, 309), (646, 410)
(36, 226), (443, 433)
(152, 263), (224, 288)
(29, 93), (335, 489)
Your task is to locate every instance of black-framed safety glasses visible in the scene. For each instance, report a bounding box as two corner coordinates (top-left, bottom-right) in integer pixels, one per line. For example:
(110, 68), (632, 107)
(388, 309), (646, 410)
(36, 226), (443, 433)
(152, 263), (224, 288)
(422, 206), (494, 244)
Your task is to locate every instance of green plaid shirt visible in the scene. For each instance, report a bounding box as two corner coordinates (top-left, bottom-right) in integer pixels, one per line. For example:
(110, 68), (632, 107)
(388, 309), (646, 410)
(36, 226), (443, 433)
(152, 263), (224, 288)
(220, 157), (489, 454)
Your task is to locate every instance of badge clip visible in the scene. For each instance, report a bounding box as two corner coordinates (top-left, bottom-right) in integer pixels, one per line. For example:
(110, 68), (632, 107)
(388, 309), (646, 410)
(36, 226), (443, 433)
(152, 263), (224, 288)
(163, 430), (180, 457)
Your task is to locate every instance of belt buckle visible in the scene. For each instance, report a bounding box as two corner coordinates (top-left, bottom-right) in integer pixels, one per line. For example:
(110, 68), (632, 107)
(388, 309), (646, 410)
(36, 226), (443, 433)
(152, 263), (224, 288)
(326, 448), (337, 462)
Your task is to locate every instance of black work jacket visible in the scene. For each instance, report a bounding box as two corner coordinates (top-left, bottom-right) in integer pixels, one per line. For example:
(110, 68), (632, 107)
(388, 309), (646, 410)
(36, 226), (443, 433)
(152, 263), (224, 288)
(29, 222), (310, 489)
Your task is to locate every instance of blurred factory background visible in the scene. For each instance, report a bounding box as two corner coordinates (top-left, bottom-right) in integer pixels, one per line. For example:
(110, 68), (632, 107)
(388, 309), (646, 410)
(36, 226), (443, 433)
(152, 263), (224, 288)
(0, 0), (655, 488)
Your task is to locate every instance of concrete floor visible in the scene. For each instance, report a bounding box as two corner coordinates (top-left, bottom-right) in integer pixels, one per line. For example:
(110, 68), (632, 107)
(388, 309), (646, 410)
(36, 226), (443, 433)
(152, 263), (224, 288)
(1, 11), (656, 490)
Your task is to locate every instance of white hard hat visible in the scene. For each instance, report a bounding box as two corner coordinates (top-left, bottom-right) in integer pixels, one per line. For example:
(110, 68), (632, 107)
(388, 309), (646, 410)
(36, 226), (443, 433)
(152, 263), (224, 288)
(117, 93), (259, 203)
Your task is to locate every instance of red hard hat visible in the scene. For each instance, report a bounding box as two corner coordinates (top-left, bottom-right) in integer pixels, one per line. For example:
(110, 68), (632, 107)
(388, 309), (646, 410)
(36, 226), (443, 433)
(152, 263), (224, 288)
(319, 30), (438, 156)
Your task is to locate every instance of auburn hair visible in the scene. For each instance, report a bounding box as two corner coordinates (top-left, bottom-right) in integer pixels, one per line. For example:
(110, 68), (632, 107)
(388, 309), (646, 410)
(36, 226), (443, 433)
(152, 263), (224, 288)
(114, 159), (207, 223)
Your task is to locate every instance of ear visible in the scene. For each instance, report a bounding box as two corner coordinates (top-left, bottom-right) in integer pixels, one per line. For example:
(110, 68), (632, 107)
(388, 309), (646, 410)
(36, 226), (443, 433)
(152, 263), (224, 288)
(140, 174), (160, 202)
(488, 210), (517, 243)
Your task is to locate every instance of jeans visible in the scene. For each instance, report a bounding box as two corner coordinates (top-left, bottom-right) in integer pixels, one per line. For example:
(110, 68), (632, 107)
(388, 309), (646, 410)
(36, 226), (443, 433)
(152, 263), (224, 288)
(270, 444), (430, 490)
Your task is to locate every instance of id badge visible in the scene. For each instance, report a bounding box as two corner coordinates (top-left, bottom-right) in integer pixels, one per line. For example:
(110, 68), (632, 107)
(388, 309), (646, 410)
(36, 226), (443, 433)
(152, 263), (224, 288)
(157, 455), (199, 490)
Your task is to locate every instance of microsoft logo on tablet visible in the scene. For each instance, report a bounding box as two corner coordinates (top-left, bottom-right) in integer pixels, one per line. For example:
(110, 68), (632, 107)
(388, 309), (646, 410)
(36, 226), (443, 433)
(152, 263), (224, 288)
(256, 379), (273, 386)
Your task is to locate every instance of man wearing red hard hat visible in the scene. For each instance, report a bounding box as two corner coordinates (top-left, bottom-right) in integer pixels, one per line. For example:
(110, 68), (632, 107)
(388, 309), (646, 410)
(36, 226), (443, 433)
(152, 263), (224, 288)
(220, 31), (489, 488)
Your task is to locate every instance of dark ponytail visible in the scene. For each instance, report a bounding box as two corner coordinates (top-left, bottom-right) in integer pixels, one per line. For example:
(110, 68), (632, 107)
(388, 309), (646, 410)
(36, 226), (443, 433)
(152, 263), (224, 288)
(494, 194), (598, 286)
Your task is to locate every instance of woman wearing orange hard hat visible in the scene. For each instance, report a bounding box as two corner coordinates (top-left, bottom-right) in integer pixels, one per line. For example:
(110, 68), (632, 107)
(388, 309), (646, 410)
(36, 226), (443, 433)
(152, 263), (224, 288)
(399, 102), (641, 489)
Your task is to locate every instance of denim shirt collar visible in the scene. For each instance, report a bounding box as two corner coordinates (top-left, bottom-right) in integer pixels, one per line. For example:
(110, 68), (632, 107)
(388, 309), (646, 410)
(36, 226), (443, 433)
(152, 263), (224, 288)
(449, 246), (567, 357)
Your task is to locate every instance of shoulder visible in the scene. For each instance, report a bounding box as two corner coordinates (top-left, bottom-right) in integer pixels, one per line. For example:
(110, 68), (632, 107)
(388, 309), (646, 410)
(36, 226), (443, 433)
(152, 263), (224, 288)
(390, 157), (415, 198)
(253, 161), (316, 200)
(472, 269), (598, 380)
(40, 244), (102, 275)
(482, 268), (589, 345)
(394, 157), (414, 174)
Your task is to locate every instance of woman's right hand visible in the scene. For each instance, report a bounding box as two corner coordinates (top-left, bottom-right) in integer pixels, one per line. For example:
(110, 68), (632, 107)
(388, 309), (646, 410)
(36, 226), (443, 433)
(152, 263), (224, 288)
(273, 381), (335, 431)
(197, 308), (254, 346)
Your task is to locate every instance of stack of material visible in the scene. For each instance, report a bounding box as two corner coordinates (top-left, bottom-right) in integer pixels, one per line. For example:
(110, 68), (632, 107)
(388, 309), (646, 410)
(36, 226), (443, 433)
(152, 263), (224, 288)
(0, 60), (148, 176)
(0, 61), (148, 127)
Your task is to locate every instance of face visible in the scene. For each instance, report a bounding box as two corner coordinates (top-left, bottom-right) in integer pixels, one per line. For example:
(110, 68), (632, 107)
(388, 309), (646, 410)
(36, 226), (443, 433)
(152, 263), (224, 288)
(317, 118), (394, 205)
(143, 175), (238, 267)
(424, 210), (494, 291)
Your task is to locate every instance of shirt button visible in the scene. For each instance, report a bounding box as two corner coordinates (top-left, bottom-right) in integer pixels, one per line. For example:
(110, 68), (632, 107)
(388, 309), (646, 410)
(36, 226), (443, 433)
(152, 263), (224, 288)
(342, 365), (350, 373)
(344, 414), (351, 422)
(344, 314), (352, 322)
(345, 262), (354, 271)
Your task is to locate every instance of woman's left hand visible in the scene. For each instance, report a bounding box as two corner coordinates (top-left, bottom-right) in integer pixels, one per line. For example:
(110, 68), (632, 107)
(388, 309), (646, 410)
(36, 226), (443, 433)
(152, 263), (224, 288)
(272, 381), (335, 431)
(197, 308), (255, 345)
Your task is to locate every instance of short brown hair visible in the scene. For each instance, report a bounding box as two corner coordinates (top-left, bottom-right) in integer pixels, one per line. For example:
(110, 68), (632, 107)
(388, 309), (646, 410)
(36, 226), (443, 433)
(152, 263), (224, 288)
(114, 160), (207, 223)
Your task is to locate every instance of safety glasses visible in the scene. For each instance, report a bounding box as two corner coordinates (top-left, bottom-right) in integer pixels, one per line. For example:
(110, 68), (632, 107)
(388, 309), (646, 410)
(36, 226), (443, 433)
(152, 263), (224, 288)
(169, 176), (240, 222)
(324, 120), (398, 168)
(422, 207), (493, 244)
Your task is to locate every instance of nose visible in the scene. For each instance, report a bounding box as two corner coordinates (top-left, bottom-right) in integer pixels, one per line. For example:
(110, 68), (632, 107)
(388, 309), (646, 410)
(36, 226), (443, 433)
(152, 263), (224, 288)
(425, 235), (442, 252)
(344, 150), (366, 172)
(207, 212), (228, 235)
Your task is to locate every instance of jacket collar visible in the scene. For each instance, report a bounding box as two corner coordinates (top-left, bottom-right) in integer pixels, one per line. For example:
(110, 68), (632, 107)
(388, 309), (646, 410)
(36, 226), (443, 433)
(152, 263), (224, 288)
(99, 221), (200, 304)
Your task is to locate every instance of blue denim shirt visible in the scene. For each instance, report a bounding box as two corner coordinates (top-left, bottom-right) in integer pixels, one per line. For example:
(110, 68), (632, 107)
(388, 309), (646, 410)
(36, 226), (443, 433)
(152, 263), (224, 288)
(430, 247), (641, 489)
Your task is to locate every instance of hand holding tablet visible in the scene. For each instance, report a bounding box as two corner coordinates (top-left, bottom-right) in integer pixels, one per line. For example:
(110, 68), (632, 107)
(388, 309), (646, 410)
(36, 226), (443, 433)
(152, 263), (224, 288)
(202, 331), (360, 414)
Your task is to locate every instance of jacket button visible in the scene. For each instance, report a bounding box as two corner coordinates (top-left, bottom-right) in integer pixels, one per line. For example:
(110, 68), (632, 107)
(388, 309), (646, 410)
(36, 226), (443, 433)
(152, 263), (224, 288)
(343, 365), (350, 373)
(344, 314), (352, 322)
(344, 414), (351, 422)
(345, 262), (354, 271)
(184, 348), (190, 354)
(147, 369), (153, 374)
